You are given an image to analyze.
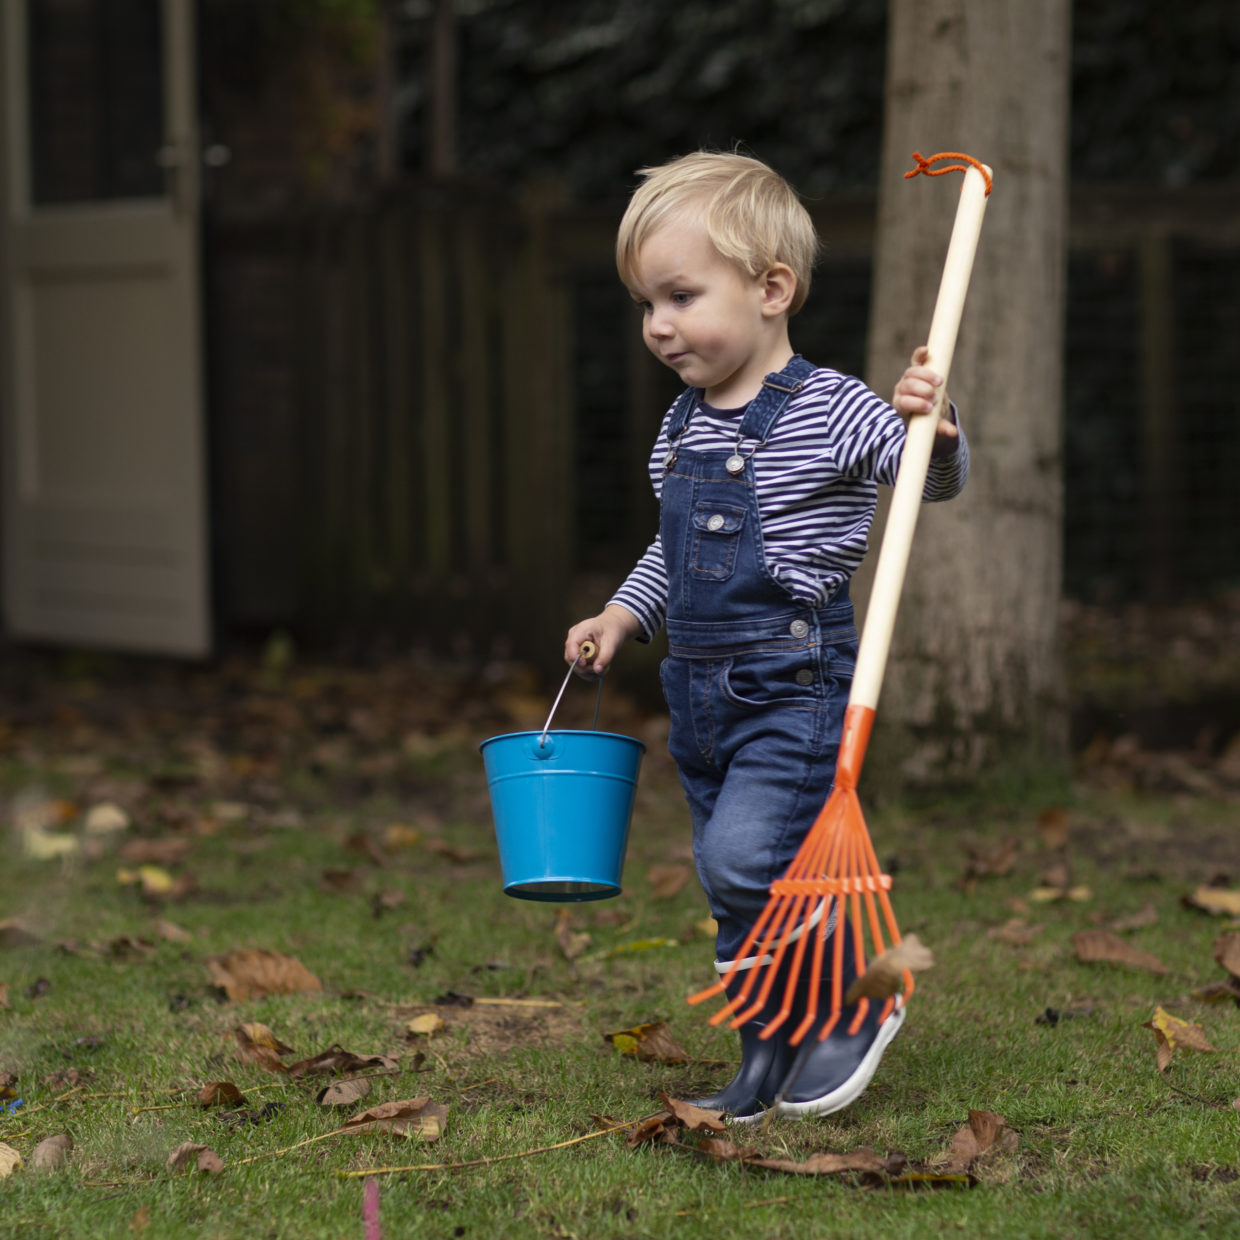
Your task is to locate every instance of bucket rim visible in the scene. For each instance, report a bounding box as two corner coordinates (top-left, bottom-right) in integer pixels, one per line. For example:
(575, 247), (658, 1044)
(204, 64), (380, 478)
(479, 728), (646, 753)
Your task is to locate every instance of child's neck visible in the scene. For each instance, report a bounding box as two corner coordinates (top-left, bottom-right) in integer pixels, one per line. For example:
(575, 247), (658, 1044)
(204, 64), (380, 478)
(703, 326), (795, 408)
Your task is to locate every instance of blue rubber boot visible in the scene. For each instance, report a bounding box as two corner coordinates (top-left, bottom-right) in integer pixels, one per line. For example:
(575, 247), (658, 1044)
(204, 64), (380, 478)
(686, 953), (799, 1122)
(773, 917), (905, 1119)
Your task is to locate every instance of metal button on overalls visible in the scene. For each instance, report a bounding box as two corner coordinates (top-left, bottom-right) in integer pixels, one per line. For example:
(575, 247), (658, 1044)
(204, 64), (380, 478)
(707, 514), (725, 531)
(795, 669), (814, 686)
(789, 619), (809, 638)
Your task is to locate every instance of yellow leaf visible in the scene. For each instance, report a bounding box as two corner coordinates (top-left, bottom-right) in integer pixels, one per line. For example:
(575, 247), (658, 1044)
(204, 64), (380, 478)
(84, 803), (130, 835)
(405, 1013), (445, 1037)
(1185, 887), (1240, 917)
(602, 1021), (689, 1064)
(381, 824), (422, 851)
(0, 1142), (22, 1178)
(1142, 1005), (1217, 1073)
(23, 829), (80, 860)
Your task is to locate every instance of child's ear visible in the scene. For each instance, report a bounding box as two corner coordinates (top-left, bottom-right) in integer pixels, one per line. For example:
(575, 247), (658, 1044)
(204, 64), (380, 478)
(760, 263), (797, 317)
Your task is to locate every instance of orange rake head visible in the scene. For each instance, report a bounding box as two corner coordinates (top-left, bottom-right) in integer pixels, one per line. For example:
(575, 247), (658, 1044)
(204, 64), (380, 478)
(687, 704), (914, 1045)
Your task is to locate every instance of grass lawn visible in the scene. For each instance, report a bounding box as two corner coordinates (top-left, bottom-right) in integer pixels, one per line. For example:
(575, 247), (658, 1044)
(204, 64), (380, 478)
(1, 651), (1238, 1239)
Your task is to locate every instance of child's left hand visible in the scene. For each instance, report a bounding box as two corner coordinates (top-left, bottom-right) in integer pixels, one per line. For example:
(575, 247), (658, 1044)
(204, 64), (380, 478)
(892, 346), (959, 457)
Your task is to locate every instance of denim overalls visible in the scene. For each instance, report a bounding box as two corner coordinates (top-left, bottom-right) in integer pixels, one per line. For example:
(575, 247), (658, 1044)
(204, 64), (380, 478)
(658, 356), (858, 964)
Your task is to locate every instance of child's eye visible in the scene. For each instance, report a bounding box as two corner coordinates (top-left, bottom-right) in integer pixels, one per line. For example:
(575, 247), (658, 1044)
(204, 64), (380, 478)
(671, 292), (693, 305)
(632, 299), (652, 315)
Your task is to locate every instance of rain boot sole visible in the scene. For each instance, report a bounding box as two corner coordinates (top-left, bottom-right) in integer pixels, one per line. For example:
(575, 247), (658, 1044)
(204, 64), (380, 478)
(774, 1003), (906, 1120)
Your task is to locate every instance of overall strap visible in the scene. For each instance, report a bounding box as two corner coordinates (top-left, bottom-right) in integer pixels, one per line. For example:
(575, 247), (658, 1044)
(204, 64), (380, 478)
(664, 385), (701, 440)
(736, 355), (816, 442)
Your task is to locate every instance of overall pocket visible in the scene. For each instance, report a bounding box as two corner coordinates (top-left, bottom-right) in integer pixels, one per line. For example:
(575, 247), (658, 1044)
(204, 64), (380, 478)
(690, 503), (746, 580)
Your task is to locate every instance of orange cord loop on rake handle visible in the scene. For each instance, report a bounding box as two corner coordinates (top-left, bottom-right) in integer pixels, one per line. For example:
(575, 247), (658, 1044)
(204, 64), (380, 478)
(905, 150), (993, 196)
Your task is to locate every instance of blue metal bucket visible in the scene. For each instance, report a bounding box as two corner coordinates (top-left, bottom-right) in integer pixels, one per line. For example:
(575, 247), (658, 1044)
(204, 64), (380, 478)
(480, 728), (645, 900)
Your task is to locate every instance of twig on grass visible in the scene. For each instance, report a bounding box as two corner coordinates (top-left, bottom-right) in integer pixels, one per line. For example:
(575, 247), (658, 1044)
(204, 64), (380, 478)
(230, 1127), (351, 1168)
(339, 1119), (641, 1179)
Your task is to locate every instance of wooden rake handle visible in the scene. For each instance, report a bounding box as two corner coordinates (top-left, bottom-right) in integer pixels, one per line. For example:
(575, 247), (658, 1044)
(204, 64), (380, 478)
(849, 162), (991, 713)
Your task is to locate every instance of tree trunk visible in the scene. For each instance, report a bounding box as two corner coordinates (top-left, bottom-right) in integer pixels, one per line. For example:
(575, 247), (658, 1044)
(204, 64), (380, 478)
(857, 0), (1072, 791)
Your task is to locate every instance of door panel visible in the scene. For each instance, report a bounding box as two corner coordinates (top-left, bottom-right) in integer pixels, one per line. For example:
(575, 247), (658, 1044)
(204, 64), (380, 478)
(0, 0), (210, 655)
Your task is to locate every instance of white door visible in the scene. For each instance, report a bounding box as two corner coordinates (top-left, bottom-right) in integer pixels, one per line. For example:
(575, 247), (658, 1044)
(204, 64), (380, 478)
(0, 0), (210, 656)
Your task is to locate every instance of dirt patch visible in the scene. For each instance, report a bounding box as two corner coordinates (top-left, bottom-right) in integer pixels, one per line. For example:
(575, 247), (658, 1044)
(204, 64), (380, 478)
(398, 999), (589, 1064)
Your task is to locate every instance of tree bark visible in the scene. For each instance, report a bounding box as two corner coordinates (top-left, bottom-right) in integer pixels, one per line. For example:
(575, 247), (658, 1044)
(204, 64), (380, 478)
(857, 0), (1072, 790)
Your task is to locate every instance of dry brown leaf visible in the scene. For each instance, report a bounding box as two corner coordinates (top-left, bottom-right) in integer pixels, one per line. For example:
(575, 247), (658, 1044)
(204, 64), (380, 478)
(1183, 886), (1240, 917)
(988, 918), (1042, 946)
(1035, 807), (1070, 850)
(1109, 903), (1159, 933)
(198, 1081), (246, 1108)
(0, 918), (42, 948)
(31, 1133), (73, 1171)
(233, 1024), (292, 1073)
(1072, 929), (1167, 974)
(118, 838), (191, 865)
(423, 838), (483, 864)
(943, 1110), (1019, 1173)
(208, 949), (322, 1001)
(749, 1147), (893, 1176)
(381, 824), (421, 851)
(1191, 980), (1240, 1006)
(0, 1142), (21, 1178)
(603, 1021), (690, 1064)
(320, 867), (364, 893)
(165, 1142), (225, 1174)
(342, 1096), (448, 1140)
(129, 1204), (150, 1235)
(647, 864), (692, 900)
(554, 908), (592, 960)
(964, 839), (1019, 880)
(843, 934), (935, 1005)
(0, 983), (8, 1010)
(1143, 1006), (1218, 1073)
(1213, 930), (1240, 979)
(107, 935), (156, 958)
(318, 1077), (371, 1107)
(154, 919), (193, 944)
(286, 1047), (398, 1077)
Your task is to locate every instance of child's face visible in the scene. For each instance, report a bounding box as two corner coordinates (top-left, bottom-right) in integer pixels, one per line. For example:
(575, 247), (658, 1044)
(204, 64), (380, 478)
(628, 220), (778, 407)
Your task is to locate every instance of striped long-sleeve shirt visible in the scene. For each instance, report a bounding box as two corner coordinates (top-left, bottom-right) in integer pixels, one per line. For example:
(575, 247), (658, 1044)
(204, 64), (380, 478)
(609, 366), (969, 640)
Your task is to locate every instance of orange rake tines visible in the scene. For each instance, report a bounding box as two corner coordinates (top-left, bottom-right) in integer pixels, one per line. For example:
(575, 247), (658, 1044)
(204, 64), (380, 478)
(687, 152), (993, 1047)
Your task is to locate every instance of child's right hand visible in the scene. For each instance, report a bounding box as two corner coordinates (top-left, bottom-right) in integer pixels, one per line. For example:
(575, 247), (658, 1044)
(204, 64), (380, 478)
(565, 605), (642, 678)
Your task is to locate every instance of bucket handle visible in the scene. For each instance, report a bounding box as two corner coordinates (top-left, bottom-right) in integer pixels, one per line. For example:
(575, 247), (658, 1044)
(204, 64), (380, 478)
(539, 641), (603, 747)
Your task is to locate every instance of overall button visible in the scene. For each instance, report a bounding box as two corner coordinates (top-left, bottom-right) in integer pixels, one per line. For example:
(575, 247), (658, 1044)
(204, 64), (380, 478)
(706, 513), (726, 532)
(795, 669), (815, 687)
(789, 619), (810, 638)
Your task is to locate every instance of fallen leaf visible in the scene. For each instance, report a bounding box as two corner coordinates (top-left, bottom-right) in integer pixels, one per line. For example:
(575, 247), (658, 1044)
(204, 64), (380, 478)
(85, 802), (130, 835)
(130, 1204), (150, 1234)
(154, 919), (193, 944)
(318, 1077), (371, 1107)
(1183, 886), (1240, 917)
(342, 1096), (448, 1141)
(1191, 980), (1240, 1006)
(423, 838), (483, 864)
(381, 824), (422, 851)
(943, 1110), (1019, 1173)
(286, 1047), (398, 1077)
(1072, 929), (1167, 974)
(647, 864), (692, 900)
(234, 1024), (292, 1073)
(0, 1142), (22, 1178)
(118, 838), (191, 865)
(554, 908), (592, 960)
(963, 839), (1019, 882)
(603, 1021), (690, 1064)
(108, 935), (156, 958)
(1029, 884), (1092, 903)
(208, 949), (322, 1001)
(1213, 931), (1240, 979)
(405, 1013), (445, 1037)
(1143, 1006), (1217, 1073)
(0, 983), (8, 1010)
(661, 1095), (727, 1133)
(23, 828), (80, 860)
(748, 1147), (893, 1177)
(165, 1142), (225, 1174)
(198, 1081), (246, 1108)
(1109, 903), (1159, 933)
(988, 918), (1042, 946)
(844, 934), (935, 1004)
(0, 918), (41, 948)
(1035, 807), (1070, 850)
(31, 1133), (73, 1171)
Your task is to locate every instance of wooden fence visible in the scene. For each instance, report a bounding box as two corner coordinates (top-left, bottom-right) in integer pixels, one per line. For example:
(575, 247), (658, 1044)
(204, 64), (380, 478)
(207, 181), (1240, 665)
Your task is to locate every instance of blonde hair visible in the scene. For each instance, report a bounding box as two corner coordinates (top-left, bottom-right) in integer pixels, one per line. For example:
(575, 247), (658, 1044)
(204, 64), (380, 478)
(616, 152), (821, 315)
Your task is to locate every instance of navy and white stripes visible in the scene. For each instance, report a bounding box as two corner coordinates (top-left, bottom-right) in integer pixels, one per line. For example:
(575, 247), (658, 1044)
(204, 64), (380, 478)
(608, 366), (969, 640)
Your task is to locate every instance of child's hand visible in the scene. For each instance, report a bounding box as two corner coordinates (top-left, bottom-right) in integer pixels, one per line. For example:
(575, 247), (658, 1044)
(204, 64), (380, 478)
(892, 346), (959, 457)
(565, 605), (642, 678)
